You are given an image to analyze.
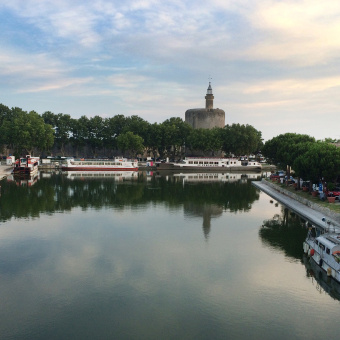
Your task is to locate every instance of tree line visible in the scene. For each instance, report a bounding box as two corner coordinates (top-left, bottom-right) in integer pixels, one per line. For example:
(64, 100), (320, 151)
(0, 103), (263, 159)
(262, 133), (340, 184)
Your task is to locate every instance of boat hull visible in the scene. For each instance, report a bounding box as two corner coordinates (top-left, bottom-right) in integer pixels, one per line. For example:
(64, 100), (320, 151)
(61, 166), (138, 171)
(61, 157), (139, 172)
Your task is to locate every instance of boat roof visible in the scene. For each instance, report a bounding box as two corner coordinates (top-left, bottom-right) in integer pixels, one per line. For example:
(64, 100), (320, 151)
(317, 233), (340, 248)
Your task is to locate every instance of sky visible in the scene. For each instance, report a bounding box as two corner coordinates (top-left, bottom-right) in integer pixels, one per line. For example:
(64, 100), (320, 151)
(1, 0), (340, 142)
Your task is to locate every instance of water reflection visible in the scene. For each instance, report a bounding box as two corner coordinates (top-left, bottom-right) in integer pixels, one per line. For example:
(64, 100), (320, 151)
(1, 171), (340, 339)
(259, 206), (340, 303)
(259, 207), (307, 260)
(0, 171), (260, 238)
(303, 255), (340, 301)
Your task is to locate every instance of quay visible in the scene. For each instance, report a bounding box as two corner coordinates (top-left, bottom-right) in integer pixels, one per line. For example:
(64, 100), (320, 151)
(252, 179), (340, 232)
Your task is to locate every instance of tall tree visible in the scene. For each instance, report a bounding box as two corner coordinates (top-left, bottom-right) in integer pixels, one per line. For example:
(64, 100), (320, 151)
(70, 116), (89, 157)
(293, 142), (340, 183)
(54, 113), (72, 156)
(0, 109), (54, 156)
(88, 116), (104, 157)
(117, 132), (144, 157)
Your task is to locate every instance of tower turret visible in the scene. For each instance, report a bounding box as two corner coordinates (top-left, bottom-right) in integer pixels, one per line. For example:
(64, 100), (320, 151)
(205, 82), (214, 110)
(185, 81), (225, 129)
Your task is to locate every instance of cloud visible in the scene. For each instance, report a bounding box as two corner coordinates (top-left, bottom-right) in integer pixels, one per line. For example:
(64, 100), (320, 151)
(245, 0), (340, 65)
(1, 0), (340, 140)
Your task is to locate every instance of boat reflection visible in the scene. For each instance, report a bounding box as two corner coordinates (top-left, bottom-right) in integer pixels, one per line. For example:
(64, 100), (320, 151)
(303, 254), (340, 301)
(8, 172), (39, 187)
(63, 171), (138, 181)
(173, 172), (261, 183)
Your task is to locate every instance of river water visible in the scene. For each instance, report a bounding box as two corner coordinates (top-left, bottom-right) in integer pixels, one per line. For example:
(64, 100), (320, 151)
(0, 171), (339, 339)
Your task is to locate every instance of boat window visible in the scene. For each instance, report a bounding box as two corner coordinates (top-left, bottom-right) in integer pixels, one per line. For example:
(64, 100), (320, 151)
(326, 248), (330, 254)
(315, 240), (319, 245)
(319, 243), (325, 250)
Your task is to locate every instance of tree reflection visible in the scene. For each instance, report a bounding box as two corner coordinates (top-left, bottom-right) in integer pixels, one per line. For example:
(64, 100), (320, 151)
(0, 172), (260, 236)
(259, 207), (307, 260)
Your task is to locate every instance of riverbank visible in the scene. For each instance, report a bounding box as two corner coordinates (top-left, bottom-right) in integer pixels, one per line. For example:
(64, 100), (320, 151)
(253, 179), (340, 230)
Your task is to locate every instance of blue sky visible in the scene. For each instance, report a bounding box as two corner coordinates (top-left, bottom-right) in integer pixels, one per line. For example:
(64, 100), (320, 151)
(1, 0), (340, 141)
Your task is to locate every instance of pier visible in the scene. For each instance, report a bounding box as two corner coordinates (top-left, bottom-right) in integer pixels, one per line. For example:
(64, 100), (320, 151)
(252, 180), (340, 232)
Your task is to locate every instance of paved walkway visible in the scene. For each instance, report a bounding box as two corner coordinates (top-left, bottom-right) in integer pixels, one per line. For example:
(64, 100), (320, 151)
(252, 180), (340, 232)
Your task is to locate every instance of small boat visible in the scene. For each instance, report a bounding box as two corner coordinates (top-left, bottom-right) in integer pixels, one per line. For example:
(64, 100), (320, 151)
(303, 225), (340, 283)
(13, 155), (39, 176)
(61, 157), (139, 171)
(157, 157), (262, 172)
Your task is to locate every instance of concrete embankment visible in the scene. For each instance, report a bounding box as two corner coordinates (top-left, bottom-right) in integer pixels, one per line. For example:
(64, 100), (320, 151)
(252, 179), (340, 231)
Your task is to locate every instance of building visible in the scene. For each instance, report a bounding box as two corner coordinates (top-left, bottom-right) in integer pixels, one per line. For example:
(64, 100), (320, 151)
(185, 82), (225, 129)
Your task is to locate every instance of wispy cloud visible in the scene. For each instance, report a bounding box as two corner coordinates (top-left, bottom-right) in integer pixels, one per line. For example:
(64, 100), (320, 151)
(1, 0), (340, 140)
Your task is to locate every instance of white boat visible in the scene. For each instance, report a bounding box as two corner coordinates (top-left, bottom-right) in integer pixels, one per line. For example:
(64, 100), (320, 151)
(303, 226), (340, 283)
(157, 157), (262, 172)
(13, 155), (39, 176)
(61, 157), (138, 171)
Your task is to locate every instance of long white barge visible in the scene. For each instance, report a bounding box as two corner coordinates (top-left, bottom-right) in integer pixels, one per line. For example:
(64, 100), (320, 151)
(157, 157), (262, 172)
(61, 157), (138, 171)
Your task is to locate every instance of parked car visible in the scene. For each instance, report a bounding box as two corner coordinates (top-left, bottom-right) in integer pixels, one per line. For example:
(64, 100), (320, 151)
(270, 170), (285, 180)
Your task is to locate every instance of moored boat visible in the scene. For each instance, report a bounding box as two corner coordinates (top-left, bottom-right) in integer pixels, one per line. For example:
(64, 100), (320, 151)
(13, 155), (39, 176)
(61, 157), (138, 171)
(303, 225), (340, 283)
(157, 157), (262, 172)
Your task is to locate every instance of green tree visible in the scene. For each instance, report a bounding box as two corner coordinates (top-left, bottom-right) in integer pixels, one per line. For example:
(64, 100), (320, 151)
(103, 115), (127, 151)
(144, 123), (163, 158)
(70, 116), (89, 157)
(54, 113), (72, 156)
(117, 131), (144, 157)
(161, 117), (192, 159)
(88, 116), (104, 157)
(0, 108), (54, 156)
(262, 133), (315, 166)
(293, 142), (340, 183)
(221, 124), (262, 156)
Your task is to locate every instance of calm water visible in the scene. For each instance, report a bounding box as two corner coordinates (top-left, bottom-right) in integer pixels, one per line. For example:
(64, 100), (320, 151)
(0, 171), (339, 339)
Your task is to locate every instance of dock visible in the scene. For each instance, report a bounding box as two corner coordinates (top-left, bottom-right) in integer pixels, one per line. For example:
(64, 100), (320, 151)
(252, 180), (340, 232)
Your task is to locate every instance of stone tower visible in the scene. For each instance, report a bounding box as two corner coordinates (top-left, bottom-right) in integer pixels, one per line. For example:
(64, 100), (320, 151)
(185, 82), (225, 129)
(205, 82), (214, 110)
